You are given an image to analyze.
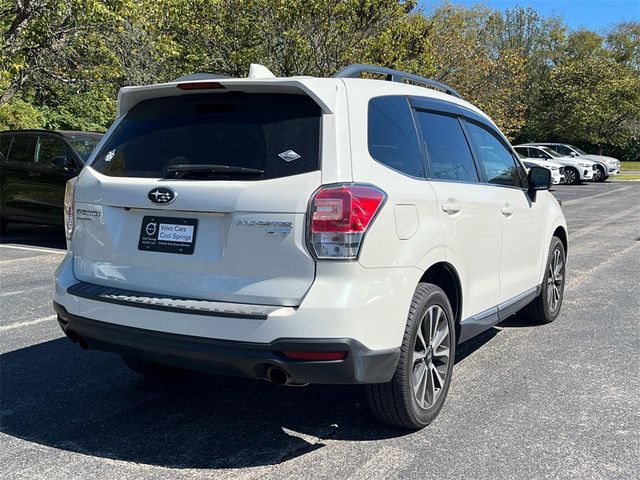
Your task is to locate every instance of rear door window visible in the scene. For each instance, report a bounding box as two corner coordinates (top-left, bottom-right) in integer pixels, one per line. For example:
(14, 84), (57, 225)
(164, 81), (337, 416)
(36, 136), (72, 165)
(513, 146), (528, 157)
(465, 121), (522, 188)
(0, 135), (11, 161)
(91, 93), (321, 179)
(415, 110), (479, 182)
(368, 96), (425, 177)
(551, 144), (571, 156)
(7, 136), (37, 163)
(529, 148), (549, 159)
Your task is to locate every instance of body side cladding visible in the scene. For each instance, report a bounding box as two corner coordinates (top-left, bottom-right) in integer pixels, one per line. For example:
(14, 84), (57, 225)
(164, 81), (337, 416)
(458, 285), (540, 343)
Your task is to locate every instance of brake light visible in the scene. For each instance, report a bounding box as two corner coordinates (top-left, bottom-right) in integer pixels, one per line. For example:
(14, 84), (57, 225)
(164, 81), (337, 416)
(64, 177), (77, 248)
(177, 82), (225, 90)
(308, 184), (385, 259)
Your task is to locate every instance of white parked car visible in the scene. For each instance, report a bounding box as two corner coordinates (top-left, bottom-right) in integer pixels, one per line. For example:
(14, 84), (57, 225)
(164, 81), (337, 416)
(53, 64), (568, 429)
(524, 143), (620, 182)
(514, 145), (597, 185)
(519, 155), (565, 185)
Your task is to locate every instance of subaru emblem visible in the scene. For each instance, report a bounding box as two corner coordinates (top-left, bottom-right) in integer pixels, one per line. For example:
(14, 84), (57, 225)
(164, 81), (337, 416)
(148, 187), (176, 204)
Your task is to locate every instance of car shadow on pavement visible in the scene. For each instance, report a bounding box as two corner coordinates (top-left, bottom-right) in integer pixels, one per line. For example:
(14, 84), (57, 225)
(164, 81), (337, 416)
(1, 330), (497, 469)
(0, 224), (66, 249)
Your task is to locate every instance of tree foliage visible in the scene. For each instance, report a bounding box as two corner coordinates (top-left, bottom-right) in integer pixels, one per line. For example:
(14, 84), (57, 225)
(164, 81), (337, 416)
(0, 1), (638, 159)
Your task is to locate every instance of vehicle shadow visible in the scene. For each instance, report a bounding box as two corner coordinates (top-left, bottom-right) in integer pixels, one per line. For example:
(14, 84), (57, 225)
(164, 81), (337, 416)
(1, 329), (497, 469)
(0, 223), (66, 250)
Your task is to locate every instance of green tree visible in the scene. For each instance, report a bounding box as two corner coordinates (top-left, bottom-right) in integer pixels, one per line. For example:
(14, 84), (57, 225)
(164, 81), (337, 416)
(528, 56), (640, 153)
(138, 0), (433, 79)
(426, 4), (527, 137)
(0, 0), (132, 130)
(606, 21), (640, 70)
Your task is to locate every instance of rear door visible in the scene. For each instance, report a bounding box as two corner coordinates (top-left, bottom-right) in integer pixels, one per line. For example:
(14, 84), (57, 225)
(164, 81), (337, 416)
(413, 105), (502, 320)
(1, 134), (38, 220)
(73, 92), (323, 306)
(464, 120), (546, 303)
(31, 134), (81, 224)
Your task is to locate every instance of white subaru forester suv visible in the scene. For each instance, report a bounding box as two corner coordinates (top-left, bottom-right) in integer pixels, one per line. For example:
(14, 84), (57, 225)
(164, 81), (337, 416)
(53, 64), (568, 429)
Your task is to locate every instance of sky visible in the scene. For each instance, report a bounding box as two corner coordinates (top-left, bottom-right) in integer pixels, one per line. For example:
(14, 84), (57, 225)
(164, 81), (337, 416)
(424, 0), (640, 31)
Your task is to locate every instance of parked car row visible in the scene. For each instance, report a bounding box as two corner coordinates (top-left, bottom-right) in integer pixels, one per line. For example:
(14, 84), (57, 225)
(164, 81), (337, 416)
(514, 143), (621, 185)
(0, 127), (623, 235)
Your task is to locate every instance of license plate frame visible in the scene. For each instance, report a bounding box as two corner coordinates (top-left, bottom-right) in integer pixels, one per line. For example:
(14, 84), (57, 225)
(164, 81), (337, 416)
(138, 216), (198, 255)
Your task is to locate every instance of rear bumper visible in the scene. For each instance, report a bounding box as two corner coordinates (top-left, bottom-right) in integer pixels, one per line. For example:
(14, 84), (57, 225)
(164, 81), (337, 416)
(54, 302), (399, 384)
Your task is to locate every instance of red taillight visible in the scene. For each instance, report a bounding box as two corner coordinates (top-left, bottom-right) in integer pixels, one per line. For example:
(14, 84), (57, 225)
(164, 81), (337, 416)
(282, 351), (347, 361)
(308, 184), (385, 259)
(177, 82), (225, 90)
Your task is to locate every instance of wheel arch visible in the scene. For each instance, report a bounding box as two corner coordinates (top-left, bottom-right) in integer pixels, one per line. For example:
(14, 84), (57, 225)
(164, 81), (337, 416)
(419, 262), (463, 338)
(553, 225), (568, 256)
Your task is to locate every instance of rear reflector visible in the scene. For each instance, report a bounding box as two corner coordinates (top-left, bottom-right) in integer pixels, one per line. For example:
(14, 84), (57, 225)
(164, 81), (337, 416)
(308, 184), (385, 259)
(282, 351), (347, 361)
(177, 82), (225, 90)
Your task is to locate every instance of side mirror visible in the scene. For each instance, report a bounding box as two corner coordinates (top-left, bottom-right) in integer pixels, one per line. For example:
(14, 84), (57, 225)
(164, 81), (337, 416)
(527, 166), (551, 202)
(569, 151), (578, 157)
(52, 155), (74, 170)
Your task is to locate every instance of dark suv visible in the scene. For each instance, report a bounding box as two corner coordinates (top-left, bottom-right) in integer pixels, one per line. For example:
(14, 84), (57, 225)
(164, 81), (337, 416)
(0, 130), (102, 232)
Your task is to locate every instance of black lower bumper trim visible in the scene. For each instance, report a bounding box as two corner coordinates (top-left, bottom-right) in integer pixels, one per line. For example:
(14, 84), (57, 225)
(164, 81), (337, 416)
(53, 302), (399, 385)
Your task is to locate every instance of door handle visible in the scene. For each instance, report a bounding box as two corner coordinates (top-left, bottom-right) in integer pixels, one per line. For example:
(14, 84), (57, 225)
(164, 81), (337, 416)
(501, 204), (514, 217)
(27, 171), (41, 178)
(442, 198), (461, 215)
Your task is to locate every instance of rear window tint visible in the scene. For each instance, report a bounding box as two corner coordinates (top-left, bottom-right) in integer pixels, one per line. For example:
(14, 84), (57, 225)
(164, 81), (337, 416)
(0, 135), (10, 160)
(91, 93), (321, 179)
(368, 96), (425, 178)
(7, 136), (37, 163)
(415, 111), (479, 183)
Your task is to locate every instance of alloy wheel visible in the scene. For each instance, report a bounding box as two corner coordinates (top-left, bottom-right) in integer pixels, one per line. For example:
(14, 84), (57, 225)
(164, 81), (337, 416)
(565, 169), (577, 185)
(546, 248), (564, 313)
(595, 167), (604, 182)
(412, 305), (450, 409)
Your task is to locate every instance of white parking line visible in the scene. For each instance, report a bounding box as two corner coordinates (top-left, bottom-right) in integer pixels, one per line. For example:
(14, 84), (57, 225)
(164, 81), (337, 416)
(563, 185), (633, 206)
(0, 255), (62, 265)
(566, 241), (640, 292)
(0, 315), (57, 332)
(0, 285), (50, 298)
(569, 205), (639, 241)
(0, 244), (65, 254)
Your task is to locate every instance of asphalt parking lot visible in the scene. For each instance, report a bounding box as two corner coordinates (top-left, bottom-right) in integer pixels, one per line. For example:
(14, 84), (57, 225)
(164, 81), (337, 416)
(1, 181), (639, 480)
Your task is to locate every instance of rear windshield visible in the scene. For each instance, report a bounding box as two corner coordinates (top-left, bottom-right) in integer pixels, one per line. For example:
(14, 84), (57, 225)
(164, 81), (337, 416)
(90, 93), (321, 179)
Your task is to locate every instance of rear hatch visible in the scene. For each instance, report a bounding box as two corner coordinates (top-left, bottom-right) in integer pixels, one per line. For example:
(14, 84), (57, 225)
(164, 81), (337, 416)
(72, 89), (325, 307)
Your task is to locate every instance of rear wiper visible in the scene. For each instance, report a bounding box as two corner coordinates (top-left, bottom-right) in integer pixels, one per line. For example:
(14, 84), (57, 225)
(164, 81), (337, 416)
(164, 164), (264, 179)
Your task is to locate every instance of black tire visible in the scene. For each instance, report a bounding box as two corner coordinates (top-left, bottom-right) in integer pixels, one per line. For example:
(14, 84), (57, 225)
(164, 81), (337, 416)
(366, 283), (456, 429)
(121, 356), (191, 380)
(564, 167), (580, 185)
(520, 236), (566, 324)
(594, 166), (607, 182)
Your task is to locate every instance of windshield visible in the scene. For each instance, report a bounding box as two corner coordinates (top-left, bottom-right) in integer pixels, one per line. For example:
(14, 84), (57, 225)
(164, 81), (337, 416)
(90, 93), (321, 179)
(540, 146), (562, 158)
(65, 134), (103, 162)
(570, 145), (587, 155)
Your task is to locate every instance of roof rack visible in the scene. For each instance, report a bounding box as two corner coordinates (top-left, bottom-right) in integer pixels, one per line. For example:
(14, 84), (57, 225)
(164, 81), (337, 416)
(173, 73), (230, 82)
(333, 64), (462, 99)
